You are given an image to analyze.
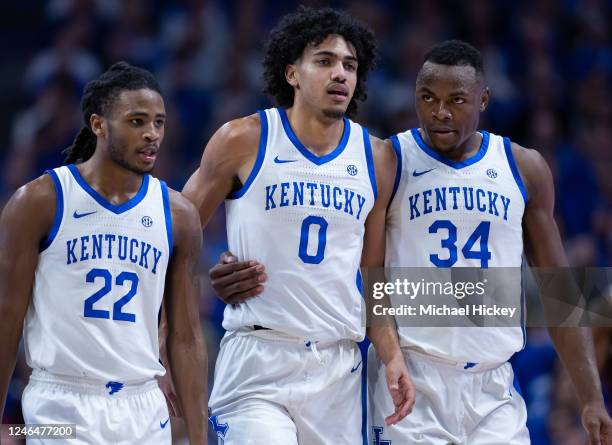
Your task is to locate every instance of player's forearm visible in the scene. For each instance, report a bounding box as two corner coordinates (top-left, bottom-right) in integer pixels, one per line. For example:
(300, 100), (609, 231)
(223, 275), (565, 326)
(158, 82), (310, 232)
(367, 324), (403, 365)
(167, 336), (208, 443)
(548, 327), (604, 406)
(0, 293), (27, 420)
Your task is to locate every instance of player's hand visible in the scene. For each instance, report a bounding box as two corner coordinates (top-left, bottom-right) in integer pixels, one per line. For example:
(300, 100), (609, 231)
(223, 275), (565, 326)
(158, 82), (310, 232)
(581, 400), (612, 445)
(157, 372), (182, 418)
(209, 251), (267, 305)
(384, 355), (415, 426)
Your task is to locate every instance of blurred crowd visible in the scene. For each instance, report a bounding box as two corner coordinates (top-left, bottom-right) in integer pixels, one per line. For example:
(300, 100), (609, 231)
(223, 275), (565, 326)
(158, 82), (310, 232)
(1, 1), (610, 444)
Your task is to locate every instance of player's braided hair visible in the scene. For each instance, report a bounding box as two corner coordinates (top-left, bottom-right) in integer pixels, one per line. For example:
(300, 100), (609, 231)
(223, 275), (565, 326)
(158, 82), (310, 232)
(63, 62), (161, 164)
(263, 6), (377, 119)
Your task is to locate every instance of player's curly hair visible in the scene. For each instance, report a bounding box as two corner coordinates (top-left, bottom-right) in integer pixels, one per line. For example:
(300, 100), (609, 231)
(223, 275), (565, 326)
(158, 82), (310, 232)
(63, 62), (161, 164)
(263, 6), (377, 118)
(423, 40), (484, 74)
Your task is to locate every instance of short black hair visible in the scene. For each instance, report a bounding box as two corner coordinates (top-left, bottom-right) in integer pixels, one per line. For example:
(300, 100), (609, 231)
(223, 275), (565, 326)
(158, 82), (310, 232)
(263, 6), (377, 118)
(423, 40), (484, 75)
(63, 61), (161, 164)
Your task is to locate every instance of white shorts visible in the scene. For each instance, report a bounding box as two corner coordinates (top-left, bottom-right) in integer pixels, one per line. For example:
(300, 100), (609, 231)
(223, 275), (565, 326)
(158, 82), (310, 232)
(209, 329), (362, 445)
(368, 346), (530, 445)
(22, 369), (171, 445)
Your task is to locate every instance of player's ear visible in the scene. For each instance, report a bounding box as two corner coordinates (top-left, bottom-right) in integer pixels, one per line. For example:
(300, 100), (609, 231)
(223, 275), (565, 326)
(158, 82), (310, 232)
(479, 87), (490, 113)
(90, 113), (106, 138)
(285, 64), (299, 88)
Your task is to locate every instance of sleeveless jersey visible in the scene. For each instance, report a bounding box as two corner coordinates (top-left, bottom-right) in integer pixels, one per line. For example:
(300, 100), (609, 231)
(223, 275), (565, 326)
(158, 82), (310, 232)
(223, 108), (377, 342)
(386, 129), (527, 364)
(24, 164), (172, 381)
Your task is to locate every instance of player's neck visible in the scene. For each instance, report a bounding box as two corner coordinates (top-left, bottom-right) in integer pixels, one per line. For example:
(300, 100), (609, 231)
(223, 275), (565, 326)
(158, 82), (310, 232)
(423, 130), (482, 162)
(77, 156), (145, 204)
(285, 105), (345, 157)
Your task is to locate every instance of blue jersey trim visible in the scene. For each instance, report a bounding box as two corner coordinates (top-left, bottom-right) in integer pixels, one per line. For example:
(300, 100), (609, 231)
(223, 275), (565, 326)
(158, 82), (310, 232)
(503, 137), (528, 204)
(389, 135), (403, 206)
(160, 181), (173, 257)
(356, 269), (363, 295)
(67, 164), (150, 214)
(410, 128), (490, 169)
(362, 127), (378, 200)
(40, 169), (64, 252)
(227, 110), (268, 200)
(278, 108), (350, 165)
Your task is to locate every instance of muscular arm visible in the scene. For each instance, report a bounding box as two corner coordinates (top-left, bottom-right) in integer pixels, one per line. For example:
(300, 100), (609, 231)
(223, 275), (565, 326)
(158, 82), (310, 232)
(182, 114), (261, 227)
(515, 144), (611, 443)
(363, 137), (415, 424)
(0, 175), (54, 419)
(164, 191), (208, 443)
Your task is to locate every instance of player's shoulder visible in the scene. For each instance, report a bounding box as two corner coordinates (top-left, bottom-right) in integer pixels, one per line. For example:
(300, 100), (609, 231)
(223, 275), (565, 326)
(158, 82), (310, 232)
(2, 173), (57, 234)
(166, 187), (201, 238)
(215, 113), (262, 149)
(368, 133), (396, 168)
(509, 141), (551, 197)
(10, 173), (56, 212)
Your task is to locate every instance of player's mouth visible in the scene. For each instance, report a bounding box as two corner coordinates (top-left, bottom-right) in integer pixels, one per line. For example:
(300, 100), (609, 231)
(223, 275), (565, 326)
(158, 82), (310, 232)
(327, 84), (349, 102)
(138, 145), (158, 163)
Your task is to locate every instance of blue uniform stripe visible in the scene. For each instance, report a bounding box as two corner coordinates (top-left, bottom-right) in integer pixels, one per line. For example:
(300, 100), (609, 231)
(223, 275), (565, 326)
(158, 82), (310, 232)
(411, 128), (490, 169)
(363, 127), (378, 200)
(228, 110), (268, 199)
(40, 169), (64, 251)
(503, 137), (528, 203)
(160, 181), (173, 257)
(278, 108), (350, 165)
(67, 164), (150, 214)
(389, 135), (403, 206)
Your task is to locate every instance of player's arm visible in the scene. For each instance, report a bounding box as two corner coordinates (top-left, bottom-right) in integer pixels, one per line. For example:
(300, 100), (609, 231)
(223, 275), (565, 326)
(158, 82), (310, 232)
(363, 137), (415, 425)
(164, 190), (208, 443)
(182, 115), (266, 304)
(0, 175), (55, 419)
(515, 143), (612, 445)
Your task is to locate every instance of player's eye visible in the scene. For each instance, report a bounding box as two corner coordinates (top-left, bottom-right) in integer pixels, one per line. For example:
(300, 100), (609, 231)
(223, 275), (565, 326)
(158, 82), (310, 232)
(422, 94), (433, 102)
(452, 97), (466, 104)
(130, 119), (143, 126)
(344, 62), (356, 71)
(317, 58), (330, 66)
(154, 119), (165, 128)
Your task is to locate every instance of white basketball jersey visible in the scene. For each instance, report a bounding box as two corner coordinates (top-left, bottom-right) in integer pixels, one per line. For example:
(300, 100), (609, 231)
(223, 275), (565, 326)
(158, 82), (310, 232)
(24, 164), (172, 382)
(386, 129), (527, 364)
(223, 108), (377, 342)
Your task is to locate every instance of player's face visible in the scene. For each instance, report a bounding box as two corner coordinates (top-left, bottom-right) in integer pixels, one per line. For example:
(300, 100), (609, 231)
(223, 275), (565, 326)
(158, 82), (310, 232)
(287, 34), (358, 119)
(415, 62), (489, 154)
(104, 88), (166, 174)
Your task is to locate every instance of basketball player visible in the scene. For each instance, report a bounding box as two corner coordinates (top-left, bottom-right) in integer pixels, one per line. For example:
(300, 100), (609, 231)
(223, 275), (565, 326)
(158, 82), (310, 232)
(209, 40), (612, 444)
(181, 7), (413, 445)
(367, 40), (612, 445)
(0, 62), (208, 444)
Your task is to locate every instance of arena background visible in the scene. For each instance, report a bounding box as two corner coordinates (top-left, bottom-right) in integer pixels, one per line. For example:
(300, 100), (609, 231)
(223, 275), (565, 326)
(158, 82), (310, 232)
(1, 1), (610, 444)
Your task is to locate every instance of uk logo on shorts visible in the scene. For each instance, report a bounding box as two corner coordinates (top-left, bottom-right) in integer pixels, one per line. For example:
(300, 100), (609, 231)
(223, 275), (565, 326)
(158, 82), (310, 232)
(105, 381), (124, 395)
(209, 415), (229, 439)
(372, 426), (391, 445)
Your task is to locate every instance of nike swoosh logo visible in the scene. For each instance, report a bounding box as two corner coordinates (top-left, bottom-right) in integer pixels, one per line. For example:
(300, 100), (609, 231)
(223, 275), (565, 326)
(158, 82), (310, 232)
(350, 361), (362, 373)
(274, 155), (297, 164)
(160, 418), (169, 429)
(412, 168), (436, 177)
(73, 211), (97, 219)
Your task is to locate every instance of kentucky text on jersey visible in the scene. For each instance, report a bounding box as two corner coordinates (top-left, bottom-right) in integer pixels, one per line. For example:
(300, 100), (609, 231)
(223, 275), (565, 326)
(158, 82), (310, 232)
(66, 233), (164, 274)
(407, 186), (511, 221)
(264, 181), (368, 220)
